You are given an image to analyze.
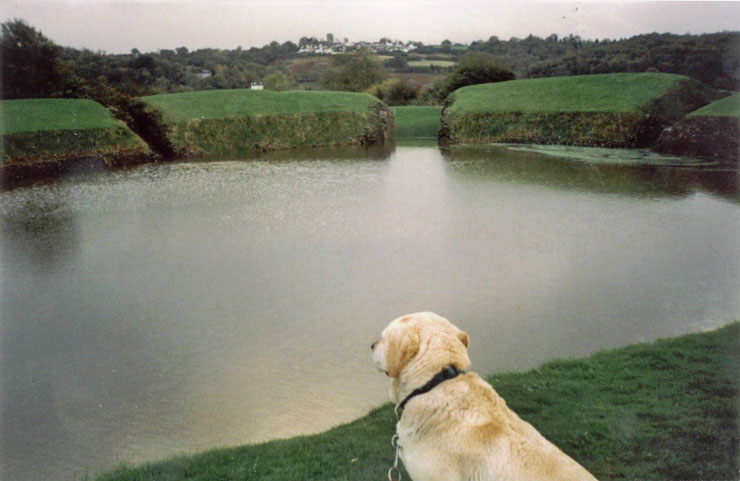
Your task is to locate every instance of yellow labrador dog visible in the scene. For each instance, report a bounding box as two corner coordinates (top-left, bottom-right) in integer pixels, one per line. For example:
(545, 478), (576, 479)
(372, 312), (597, 481)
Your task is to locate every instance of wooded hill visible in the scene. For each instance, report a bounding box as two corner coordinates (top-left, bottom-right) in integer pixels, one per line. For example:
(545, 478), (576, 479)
(2, 19), (739, 101)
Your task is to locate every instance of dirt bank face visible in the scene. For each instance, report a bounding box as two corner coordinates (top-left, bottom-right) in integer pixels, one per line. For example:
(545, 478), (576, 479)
(653, 116), (739, 162)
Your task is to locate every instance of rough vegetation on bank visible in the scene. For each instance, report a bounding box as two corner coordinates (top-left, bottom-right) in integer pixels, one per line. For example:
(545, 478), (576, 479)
(94, 322), (739, 481)
(439, 73), (719, 148)
(653, 92), (740, 161)
(140, 89), (395, 156)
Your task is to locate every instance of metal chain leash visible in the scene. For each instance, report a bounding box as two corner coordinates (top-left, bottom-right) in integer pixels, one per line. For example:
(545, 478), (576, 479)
(388, 433), (402, 481)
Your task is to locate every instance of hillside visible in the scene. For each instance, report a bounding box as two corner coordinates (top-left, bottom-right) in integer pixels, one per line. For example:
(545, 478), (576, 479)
(441, 73), (718, 147)
(472, 32), (740, 91)
(140, 89), (394, 156)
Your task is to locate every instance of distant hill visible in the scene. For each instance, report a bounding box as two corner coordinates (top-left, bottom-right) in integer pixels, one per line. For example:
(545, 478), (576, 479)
(53, 30), (740, 96)
(469, 32), (740, 91)
(4, 18), (738, 102)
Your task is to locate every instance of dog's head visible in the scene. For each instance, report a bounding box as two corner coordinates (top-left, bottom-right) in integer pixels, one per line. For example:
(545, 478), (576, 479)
(372, 312), (471, 379)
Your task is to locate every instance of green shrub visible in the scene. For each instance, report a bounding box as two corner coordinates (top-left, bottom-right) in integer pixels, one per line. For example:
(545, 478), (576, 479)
(319, 50), (388, 92)
(367, 79), (420, 106)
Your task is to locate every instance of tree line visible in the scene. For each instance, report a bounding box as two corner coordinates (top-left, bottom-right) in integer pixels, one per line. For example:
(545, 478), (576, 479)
(2, 18), (738, 106)
(468, 32), (740, 91)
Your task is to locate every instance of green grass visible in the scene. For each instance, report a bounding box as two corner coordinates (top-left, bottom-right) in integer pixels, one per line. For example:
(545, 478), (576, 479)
(392, 106), (442, 138)
(95, 322), (739, 481)
(1, 99), (149, 161)
(1, 98), (125, 135)
(449, 73), (699, 114)
(139, 89), (391, 156)
(407, 60), (456, 68)
(140, 89), (381, 123)
(688, 92), (740, 118)
(443, 73), (718, 147)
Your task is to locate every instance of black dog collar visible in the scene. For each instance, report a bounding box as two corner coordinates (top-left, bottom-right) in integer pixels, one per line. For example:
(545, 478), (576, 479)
(397, 365), (466, 418)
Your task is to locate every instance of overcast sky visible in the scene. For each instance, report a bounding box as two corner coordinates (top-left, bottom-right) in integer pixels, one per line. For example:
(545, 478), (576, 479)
(4, 0), (740, 54)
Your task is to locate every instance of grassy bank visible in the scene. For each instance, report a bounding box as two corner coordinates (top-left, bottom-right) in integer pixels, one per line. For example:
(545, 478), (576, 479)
(441, 73), (717, 148)
(391, 106), (442, 138)
(1, 99), (153, 189)
(1, 99), (149, 161)
(96, 322), (739, 481)
(140, 89), (395, 156)
(687, 91), (740, 118)
(654, 92), (740, 161)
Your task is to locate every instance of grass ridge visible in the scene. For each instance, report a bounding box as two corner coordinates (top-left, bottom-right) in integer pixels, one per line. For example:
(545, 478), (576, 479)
(1, 98), (126, 135)
(141, 89), (382, 123)
(449, 73), (696, 114)
(687, 92), (740, 118)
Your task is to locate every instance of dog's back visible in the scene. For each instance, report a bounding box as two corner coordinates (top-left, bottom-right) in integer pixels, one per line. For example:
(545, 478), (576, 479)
(398, 371), (597, 481)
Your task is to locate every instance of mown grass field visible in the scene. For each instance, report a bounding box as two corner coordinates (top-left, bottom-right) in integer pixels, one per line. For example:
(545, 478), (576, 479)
(448, 73), (703, 114)
(407, 60), (456, 68)
(392, 106), (442, 138)
(95, 322), (739, 481)
(1, 98), (125, 135)
(141, 89), (381, 123)
(688, 91), (740, 118)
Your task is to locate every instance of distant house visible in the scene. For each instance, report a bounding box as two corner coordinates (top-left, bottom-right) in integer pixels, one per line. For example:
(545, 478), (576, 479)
(250, 82), (264, 90)
(195, 70), (212, 79)
(295, 38), (415, 55)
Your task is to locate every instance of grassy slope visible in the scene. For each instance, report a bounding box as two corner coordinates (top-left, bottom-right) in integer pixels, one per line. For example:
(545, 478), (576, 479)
(140, 89), (381, 123)
(96, 322), (739, 481)
(1, 98), (125, 134)
(1, 99), (149, 162)
(392, 106), (442, 138)
(449, 73), (696, 114)
(688, 92), (740, 118)
(443, 73), (717, 147)
(139, 89), (390, 155)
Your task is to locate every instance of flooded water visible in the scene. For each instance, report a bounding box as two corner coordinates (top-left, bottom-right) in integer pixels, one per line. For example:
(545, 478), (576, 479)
(1, 143), (739, 480)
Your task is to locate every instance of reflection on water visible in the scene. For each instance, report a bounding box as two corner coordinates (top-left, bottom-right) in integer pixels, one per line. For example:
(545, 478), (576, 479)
(1, 144), (739, 481)
(442, 144), (739, 201)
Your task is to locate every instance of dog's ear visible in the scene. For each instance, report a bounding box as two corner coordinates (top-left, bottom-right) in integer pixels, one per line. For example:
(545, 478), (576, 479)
(386, 329), (420, 378)
(457, 330), (469, 348)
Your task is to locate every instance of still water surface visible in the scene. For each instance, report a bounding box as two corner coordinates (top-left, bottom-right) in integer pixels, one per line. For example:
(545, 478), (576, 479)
(1, 143), (739, 480)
